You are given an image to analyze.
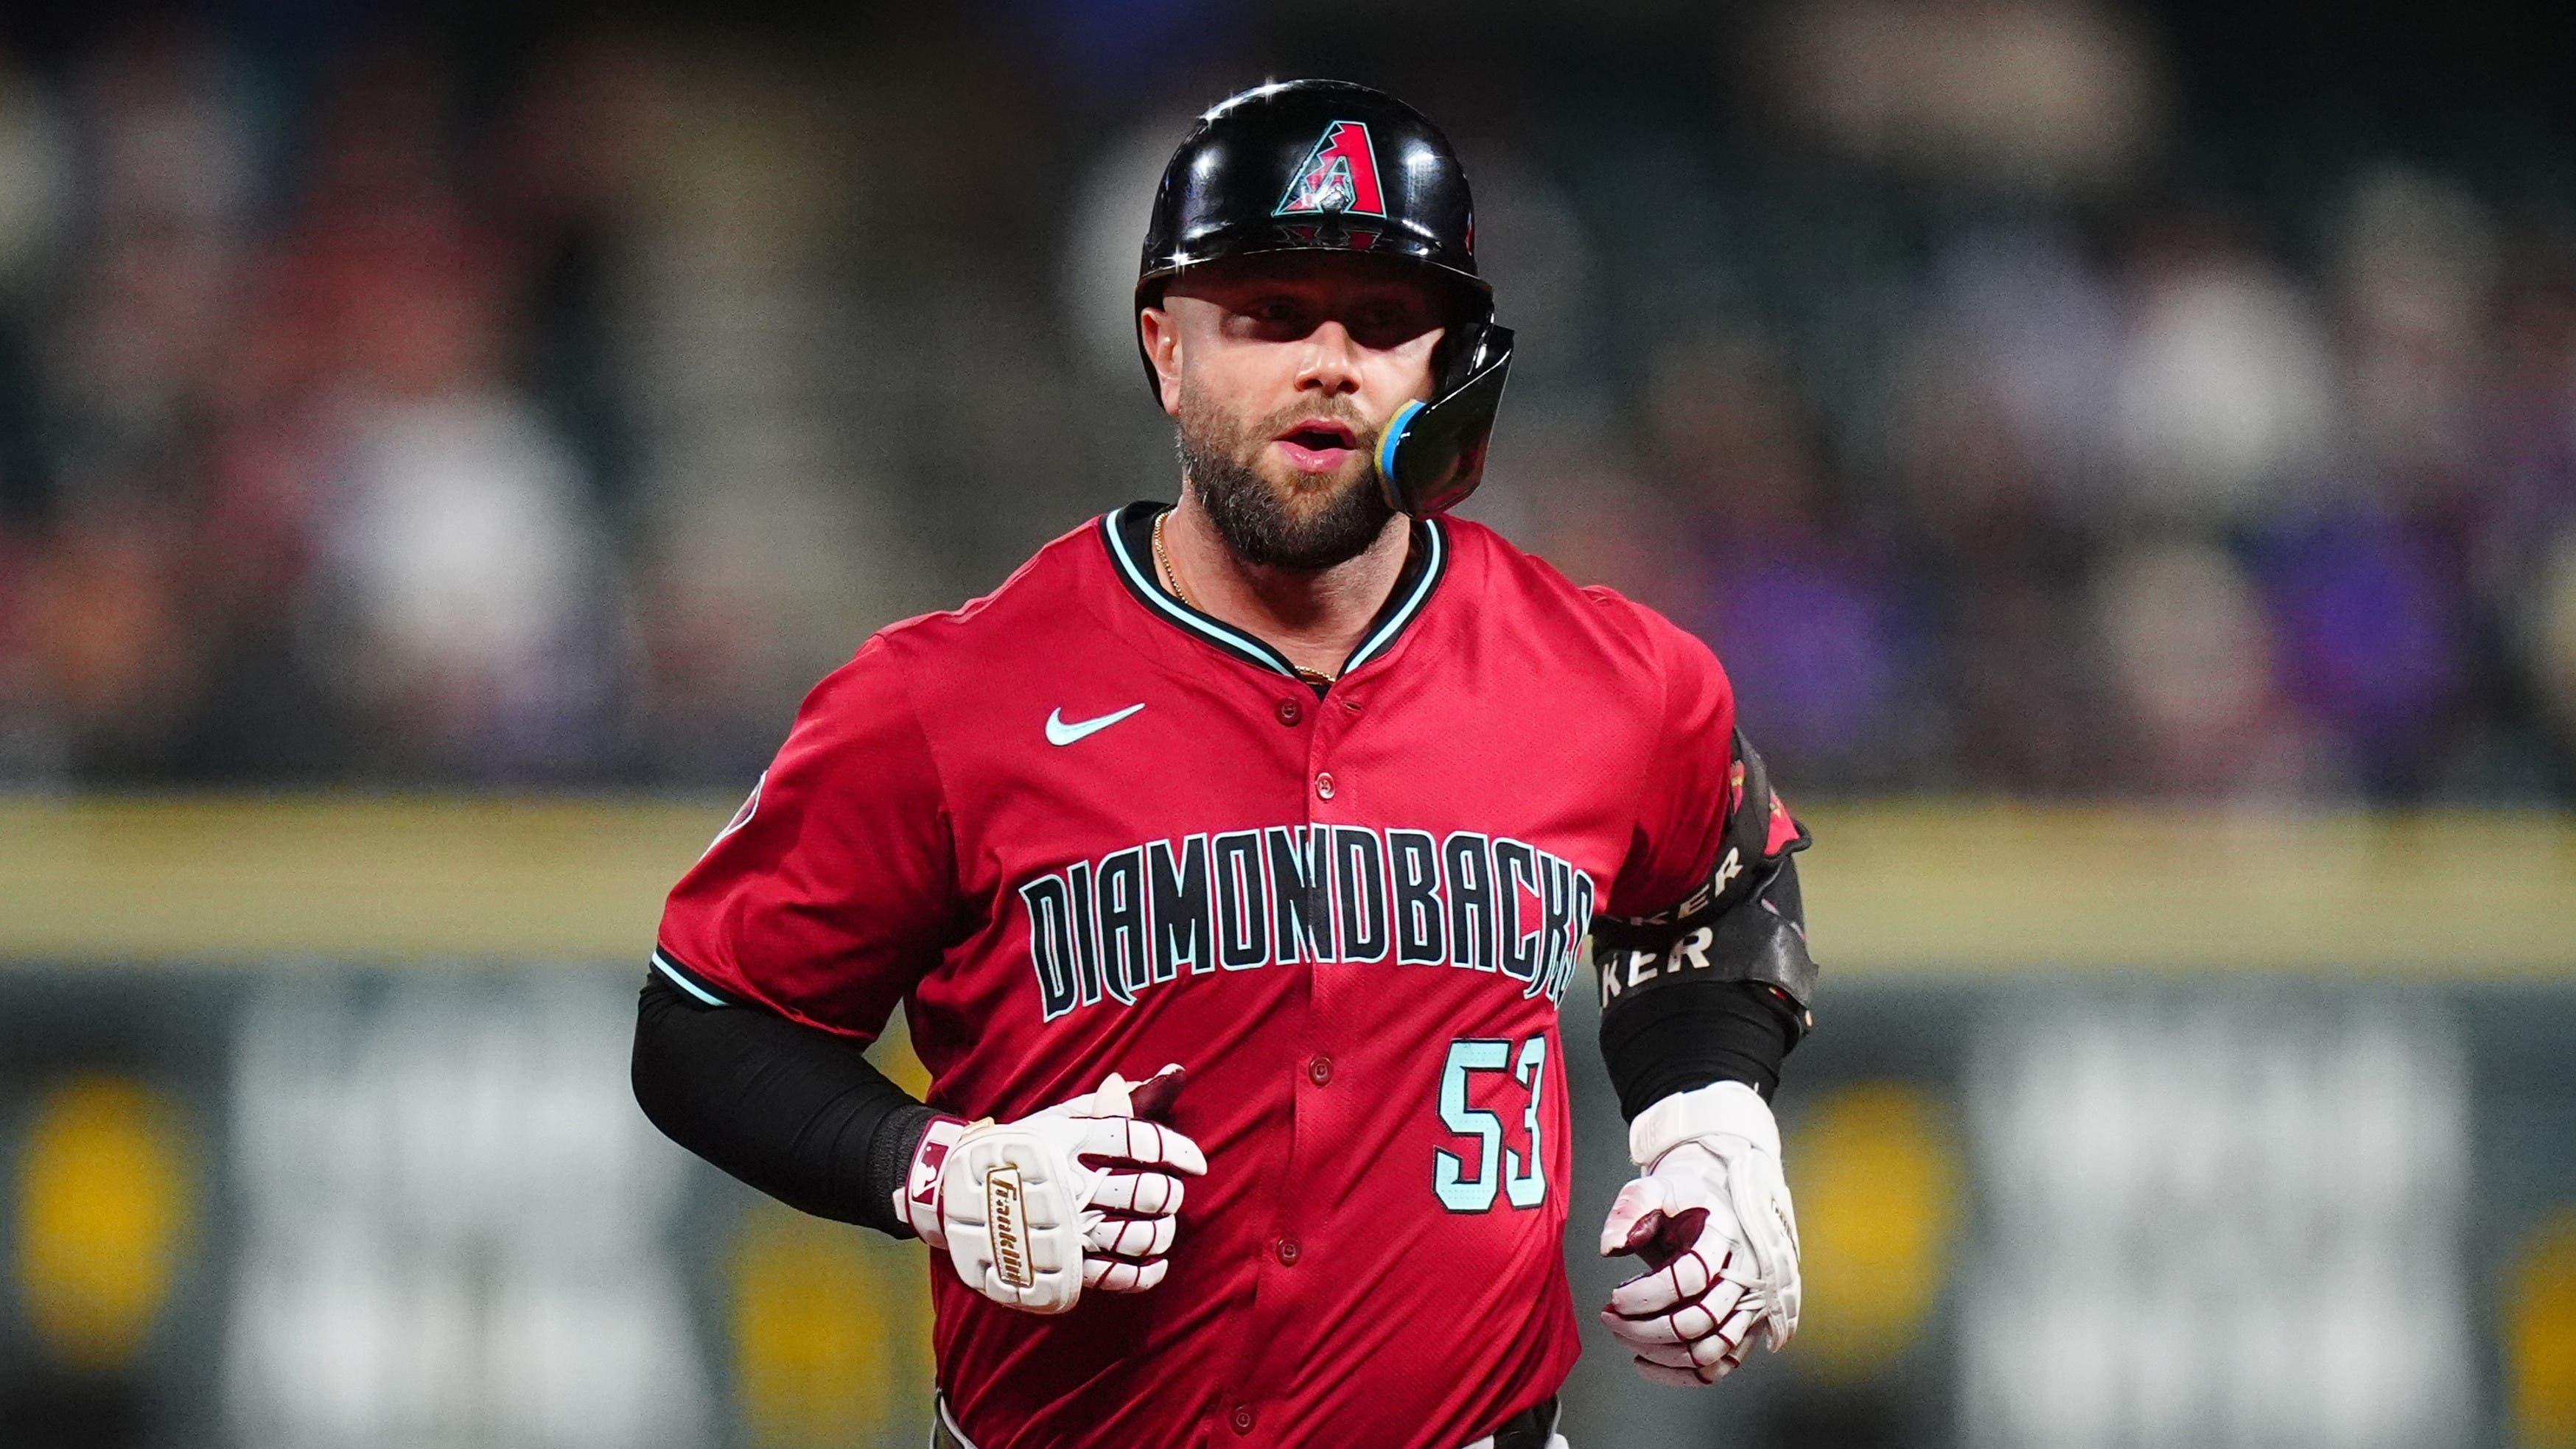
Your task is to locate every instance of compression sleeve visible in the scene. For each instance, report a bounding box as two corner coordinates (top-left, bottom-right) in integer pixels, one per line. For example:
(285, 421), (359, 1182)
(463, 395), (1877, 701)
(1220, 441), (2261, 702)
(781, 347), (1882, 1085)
(631, 974), (937, 1238)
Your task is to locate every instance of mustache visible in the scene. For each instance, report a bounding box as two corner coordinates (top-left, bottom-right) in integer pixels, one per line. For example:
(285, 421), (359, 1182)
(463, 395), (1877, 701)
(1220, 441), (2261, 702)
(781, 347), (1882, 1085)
(1243, 403), (1380, 453)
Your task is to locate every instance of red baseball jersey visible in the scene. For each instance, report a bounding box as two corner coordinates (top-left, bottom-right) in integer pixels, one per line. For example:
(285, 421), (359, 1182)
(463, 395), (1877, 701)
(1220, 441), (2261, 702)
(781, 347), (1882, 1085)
(656, 502), (1746, 1449)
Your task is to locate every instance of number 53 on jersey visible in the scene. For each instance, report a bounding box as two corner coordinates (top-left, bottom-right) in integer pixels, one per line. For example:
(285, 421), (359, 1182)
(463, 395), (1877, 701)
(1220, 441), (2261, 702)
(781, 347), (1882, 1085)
(1435, 1032), (1551, 1213)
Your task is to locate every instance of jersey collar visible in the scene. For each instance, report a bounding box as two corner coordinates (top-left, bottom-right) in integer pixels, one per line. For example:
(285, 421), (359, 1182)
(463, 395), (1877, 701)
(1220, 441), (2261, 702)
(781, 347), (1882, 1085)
(1099, 501), (1449, 684)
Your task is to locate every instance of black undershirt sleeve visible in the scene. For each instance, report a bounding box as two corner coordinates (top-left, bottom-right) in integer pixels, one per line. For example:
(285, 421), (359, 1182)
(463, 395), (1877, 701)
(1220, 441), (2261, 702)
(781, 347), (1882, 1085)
(631, 975), (936, 1238)
(1598, 978), (1801, 1116)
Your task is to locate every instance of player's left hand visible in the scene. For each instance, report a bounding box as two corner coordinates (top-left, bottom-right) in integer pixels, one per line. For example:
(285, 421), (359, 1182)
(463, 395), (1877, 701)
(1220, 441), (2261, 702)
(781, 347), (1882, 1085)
(1598, 1081), (1800, 1385)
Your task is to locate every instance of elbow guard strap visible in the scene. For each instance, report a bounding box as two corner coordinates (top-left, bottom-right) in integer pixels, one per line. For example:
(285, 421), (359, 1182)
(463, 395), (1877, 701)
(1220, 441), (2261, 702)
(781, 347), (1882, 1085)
(1593, 729), (1818, 1025)
(1595, 858), (1816, 1038)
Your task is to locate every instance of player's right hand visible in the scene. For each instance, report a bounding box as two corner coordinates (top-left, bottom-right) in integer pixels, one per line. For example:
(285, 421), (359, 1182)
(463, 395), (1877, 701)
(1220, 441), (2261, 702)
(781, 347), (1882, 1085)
(896, 1064), (1205, 1315)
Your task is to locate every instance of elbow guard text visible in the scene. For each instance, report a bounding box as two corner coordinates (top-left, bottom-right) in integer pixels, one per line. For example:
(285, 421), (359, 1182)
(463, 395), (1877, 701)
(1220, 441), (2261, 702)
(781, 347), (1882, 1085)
(1592, 730), (1818, 1027)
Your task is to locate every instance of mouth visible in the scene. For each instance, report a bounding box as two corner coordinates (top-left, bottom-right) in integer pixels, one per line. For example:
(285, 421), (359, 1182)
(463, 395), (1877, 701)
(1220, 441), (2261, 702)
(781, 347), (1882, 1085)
(1271, 418), (1362, 473)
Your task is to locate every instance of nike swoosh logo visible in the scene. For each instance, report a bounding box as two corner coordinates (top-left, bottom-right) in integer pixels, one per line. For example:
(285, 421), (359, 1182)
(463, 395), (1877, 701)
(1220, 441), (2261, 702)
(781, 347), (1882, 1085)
(1046, 703), (1144, 746)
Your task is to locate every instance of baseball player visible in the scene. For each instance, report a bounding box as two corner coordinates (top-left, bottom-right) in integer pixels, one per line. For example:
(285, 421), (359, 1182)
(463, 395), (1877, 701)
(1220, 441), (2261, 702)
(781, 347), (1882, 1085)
(632, 79), (1819, 1449)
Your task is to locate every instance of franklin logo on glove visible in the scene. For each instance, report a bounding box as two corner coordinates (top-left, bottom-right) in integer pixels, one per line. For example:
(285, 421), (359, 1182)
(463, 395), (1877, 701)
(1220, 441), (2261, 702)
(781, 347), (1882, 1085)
(897, 1064), (1205, 1315)
(987, 1166), (1032, 1291)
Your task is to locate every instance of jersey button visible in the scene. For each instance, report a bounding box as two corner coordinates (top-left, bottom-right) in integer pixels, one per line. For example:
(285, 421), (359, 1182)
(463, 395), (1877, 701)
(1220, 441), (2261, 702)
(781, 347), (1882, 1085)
(1231, 1403), (1256, 1434)
(1315, 771), (1335, 801)
(1275, 698), (1302, 726)
(1275, 1237), (1301, 1266)
(1306, 1055), (1333, 1086)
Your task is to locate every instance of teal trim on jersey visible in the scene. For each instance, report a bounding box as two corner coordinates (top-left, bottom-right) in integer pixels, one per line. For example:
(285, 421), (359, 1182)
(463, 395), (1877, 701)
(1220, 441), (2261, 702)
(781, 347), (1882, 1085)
(1343, 515), (1445, 673)
(651, 948), (730, 1006)
(1099, 503), (1447, 682)
(1100, 512), (1301, 679)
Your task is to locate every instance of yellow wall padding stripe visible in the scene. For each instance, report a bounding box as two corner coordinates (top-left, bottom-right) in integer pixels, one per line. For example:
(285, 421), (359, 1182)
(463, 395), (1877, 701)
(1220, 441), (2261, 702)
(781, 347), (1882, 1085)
(1802, 803), (2575, 977)
(0, 796), (721, 966)
(0, 797), (2569, 975)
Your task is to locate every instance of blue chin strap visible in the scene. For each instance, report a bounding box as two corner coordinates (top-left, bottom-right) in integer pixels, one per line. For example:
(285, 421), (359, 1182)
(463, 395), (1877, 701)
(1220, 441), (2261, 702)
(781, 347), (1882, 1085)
(1374, 323), (1513, 516)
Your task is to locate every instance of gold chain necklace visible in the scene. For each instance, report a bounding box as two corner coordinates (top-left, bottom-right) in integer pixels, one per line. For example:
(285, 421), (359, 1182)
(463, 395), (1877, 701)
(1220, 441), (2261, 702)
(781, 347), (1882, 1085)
(1152, 509), (1198, 611)
(1155, 509), (1337, 686)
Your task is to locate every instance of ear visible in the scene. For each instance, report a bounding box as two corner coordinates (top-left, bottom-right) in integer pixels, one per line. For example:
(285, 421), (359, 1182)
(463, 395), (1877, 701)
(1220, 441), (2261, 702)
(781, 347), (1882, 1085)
(1415, 321), (1450, 403)
(1138, 305), (1184, 418)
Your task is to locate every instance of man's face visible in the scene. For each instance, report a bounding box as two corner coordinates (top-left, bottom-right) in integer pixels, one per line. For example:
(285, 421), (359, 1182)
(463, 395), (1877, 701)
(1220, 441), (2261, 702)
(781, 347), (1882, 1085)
(1141, 253), (1449, 570)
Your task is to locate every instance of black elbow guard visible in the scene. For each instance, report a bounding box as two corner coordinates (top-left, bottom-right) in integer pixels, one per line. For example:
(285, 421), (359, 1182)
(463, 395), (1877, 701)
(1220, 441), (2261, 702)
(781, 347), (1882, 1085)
(1594, 729), (1819, 1030)
(1592, 732), (1817, 1115)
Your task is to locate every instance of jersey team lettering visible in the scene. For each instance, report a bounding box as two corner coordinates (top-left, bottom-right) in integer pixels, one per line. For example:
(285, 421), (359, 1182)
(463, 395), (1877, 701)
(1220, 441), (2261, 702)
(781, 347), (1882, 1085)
(1018, 825), (1595, 1021)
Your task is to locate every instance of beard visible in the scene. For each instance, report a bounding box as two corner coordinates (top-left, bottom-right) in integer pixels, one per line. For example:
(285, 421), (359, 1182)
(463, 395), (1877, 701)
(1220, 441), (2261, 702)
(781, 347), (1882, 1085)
(1177, 384), (1396, 571)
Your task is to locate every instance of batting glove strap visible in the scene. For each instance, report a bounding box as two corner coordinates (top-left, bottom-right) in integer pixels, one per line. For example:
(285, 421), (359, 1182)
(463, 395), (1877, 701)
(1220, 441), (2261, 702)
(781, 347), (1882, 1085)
(1628, 1079), (1780, 1166)
(895, 1115), (970, 1246)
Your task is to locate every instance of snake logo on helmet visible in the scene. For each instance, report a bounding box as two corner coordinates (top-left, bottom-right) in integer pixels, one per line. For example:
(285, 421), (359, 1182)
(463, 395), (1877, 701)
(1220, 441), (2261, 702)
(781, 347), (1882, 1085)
(1136, 80), (1515, 518)
(1274, 120), (1387, 219)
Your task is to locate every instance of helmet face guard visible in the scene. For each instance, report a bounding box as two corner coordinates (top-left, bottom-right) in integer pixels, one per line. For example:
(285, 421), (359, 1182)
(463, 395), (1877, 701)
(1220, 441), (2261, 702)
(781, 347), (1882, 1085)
(1135, 80), (1510, 516)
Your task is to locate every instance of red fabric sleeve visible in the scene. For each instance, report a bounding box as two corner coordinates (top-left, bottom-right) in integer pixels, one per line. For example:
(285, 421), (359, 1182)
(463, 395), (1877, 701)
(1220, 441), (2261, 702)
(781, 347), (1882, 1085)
(654, 634), (956, 1042)
(1598, 594), (1743, 921)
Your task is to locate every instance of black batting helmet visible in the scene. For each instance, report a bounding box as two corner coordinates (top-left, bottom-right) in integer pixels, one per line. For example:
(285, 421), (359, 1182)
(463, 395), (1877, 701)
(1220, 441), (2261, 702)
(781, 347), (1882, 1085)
(1135, 79), (1514, 517)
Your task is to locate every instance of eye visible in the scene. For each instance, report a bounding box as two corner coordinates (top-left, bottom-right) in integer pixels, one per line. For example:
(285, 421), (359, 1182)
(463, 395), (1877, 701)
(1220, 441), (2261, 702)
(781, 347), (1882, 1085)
(1354, 298), (1432, 345)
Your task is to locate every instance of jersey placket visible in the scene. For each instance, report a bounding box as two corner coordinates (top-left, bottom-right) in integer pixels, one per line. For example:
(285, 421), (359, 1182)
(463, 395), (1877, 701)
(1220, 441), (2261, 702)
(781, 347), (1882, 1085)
(1219, 673), (1358, 1448)
(1094, 503), (1448, 1442)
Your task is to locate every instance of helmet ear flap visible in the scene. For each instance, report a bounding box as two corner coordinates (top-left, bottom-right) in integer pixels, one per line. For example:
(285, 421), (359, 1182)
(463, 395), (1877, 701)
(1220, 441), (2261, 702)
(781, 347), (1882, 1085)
(1376, 321), (1513, 517)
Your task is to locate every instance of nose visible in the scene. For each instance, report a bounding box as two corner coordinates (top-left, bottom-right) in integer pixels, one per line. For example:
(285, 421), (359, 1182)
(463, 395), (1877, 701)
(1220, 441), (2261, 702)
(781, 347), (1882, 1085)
(1294, 320), (1362, 397)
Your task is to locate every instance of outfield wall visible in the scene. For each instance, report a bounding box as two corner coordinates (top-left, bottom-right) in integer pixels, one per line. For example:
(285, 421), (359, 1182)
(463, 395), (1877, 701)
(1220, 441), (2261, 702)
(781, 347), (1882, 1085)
(0, 801), (2569, 1449)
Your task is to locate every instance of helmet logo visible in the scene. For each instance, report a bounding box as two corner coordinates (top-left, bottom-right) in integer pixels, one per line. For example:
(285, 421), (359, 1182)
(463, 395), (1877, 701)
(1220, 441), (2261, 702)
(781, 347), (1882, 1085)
(1274, 120), (1387, 219)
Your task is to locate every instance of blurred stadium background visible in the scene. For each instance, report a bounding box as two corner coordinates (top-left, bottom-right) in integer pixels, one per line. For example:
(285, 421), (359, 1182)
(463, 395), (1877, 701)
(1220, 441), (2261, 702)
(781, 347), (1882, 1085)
(0, 2), (2571, 1447)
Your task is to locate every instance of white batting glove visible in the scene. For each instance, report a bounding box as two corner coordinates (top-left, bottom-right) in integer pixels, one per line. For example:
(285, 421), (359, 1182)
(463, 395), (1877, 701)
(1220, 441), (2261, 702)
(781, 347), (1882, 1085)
(1599, 1081), (1801, 1385)
(896, 1064), (1205, 1315)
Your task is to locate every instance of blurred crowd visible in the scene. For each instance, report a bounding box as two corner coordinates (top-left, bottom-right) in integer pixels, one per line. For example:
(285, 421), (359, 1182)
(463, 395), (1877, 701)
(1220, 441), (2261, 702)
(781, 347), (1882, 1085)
(0, 4), (2572, 801)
